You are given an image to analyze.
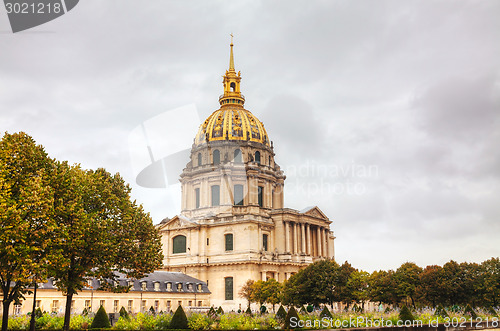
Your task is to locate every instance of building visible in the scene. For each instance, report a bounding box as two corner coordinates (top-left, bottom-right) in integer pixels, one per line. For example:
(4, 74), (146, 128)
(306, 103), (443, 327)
(1, 271), (210, 316)
(158, 41), (335, 310)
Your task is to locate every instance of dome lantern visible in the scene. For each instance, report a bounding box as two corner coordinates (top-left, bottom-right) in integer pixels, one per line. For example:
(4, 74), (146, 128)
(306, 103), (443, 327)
(219, 35), (245, 107)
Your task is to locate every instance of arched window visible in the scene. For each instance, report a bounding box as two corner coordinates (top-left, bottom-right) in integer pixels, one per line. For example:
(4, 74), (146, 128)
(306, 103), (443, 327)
(268, 156), (271, 166)
(225, 234), (233, 251)
(172, 235), (186, 254)
(213, 150), (220, 165)
(195, 188), (200, 209)
(262, 234), (268, 251)
(234, 149), (242, 163)
(211, 185), (220, 206)
(230, 82), (236, 92)
(197, 153), (202, 166)
(234, 184), (244, 206)
(258, 186), (264, 207)
(255, 151), (261, 164)
(225, 277), (234, 300)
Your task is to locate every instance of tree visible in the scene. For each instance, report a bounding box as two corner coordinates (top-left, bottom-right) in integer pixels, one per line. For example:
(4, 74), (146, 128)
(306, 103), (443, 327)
(416, 265), (444, 307)
(170, 305), (189, 329)
(239, 279), (255, 308)
(0, 132), (57, 331)
(333, 261), (356, 307)
(348, 270), (370, 310)
(394, 262), (422, 308)
(260, 279), (282, 311)
(479, 258), (500, 307)
(368, 270), (401, 306)
(48, 163), (163, 331)
(282, 259), (339, 307)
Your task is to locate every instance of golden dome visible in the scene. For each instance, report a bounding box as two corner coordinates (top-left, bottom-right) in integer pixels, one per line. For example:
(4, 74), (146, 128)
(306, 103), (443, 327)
(194, 38), (270, 147)
(194, 107), (269, 146)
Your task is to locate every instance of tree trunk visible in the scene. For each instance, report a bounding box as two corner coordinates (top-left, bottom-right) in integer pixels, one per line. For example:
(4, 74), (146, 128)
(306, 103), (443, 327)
(63, 292), (74, 331)
(2, 297), (11, 331)
(29, 283), (38, 331)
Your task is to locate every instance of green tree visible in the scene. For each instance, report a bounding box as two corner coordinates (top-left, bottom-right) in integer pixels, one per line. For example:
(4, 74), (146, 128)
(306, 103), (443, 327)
(348, 270), (370, 310)
(0, 132), (57, 331)
(479, 258), (500, 307)
(48, 163), (163, 331)
(394, 262), (422, 308)
(333, 261), (356, 308)
(282, 259), (339, 307)
(260, 279), (282, 311)
(170, 305), (189, 329)
(416, 265), (444, 307)
(368, 270), (401, 306)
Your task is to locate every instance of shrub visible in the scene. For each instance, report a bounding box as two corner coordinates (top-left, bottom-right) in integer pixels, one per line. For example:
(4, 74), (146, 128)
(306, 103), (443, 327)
(91, 305), (111, 329)
(434, 305), (449, 318)
(188, 313), (211, 330)
(34, 307), (43, 318)
(276, 305), (287, 321)
(299, 306), (307, 314)
(399, 305), (414, 322)
(208, 306), (217, 319)
(119, 306), (130, 321)
(464, 304), (477, 319)
(260, 305), (267, 314)
(217, 306), (224, 315)
(320, 306), (333, 319)
(487, 306), (497, 316)
(285, 306), (300, 329)
(170, 305), (189, 329)
(245, 307), (252, 316)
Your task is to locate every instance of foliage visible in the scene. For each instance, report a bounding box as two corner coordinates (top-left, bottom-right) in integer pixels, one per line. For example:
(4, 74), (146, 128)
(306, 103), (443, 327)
(434, 305), (448, 318)
(188, 313), (211, 330)
(90, 305), (111, 329)
(216, 306), (224, 315)
(238, 280), (255, 308)
(399, 305), (414, 322)
(284, 306), (299, 329)
(170, 305), (189, 329)
(464, 304), (477, 319)
(394, 262), (422, 308)
(245, 307), (252, 316)
(207, 307), (217, 319)
(306, 304), (314, 313)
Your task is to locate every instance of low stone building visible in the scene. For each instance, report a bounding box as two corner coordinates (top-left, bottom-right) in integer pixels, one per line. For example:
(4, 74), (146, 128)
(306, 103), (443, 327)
(2, 271), (210, 316)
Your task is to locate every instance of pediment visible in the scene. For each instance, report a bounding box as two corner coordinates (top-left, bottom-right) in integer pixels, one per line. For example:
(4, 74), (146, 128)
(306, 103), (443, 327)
(301, 206), (328, 220)
(157, 215), (198, 231)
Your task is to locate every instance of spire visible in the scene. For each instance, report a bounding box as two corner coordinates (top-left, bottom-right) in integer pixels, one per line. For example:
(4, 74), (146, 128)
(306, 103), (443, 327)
(229, 33), (235, 71)
(220, 34), (244, 107)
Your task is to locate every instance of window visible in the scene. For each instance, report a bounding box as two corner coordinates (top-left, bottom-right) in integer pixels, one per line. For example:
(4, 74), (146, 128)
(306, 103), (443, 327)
(263, 234), (268, 251)
(51, 300), (59, 313)
(14, 304), (22, 315)
(141, 282), (147, 291)
(195, 188), (200, 208)
(128, 280), (134, 288)
(173, 235), (187, 254)
(85, 300), (90, 310)
(213, 149), (220, 165)
(198, 301), (202, 307)
(177, 301), (182, 308)
(127, 300), (133, 313)
(188, 300), (192, 306)
(230, 82), (236, 92)
(35, 300), (41, 309)
(187, 283), (193, 291)
(177, 283), (183, 291)
(154, 282), (160, 291)
(269, 156), (271, 166)
(225, 277), (234, 300)
(225, 234), (233, 251)
(234, 184), (243, 206)
(211, 185), (220, 206)
(197, 153), (202, 166)
(258, 186), (263, 207)
(71, 300), (75, 314)
(197, 284), (202, 292)
(100, 300), (105, 308)
(234, 149), (242, 163)
(141, 300), (146, 313)
(166, 282), (172, 290)
(166, 300), (171, 313)
(154, 300), (159, 312)
(255, 151), (261, 164)
(113, 300), (119, 313)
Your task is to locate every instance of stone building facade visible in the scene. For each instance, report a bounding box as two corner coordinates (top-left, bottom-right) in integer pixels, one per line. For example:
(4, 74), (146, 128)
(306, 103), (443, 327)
(158, 41), (335, 310)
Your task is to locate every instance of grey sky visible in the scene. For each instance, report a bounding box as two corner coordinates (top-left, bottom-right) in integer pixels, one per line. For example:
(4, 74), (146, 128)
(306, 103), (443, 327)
(1, 1), (499, 272)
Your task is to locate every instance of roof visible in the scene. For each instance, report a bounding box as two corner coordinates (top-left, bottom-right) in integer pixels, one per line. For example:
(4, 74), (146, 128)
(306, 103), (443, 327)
(35, 271), (210, 294)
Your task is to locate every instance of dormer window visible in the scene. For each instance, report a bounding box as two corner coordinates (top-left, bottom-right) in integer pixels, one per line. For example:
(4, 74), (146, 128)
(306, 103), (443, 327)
(197, 284), (202, 292)
(177, 283), (183, 291)
(154, 282), (160, 291)
(128, 281), (134, 288)
(166, 282), (172, 291)
(141, 282), (147, 291)
(187, 283), (193, 291)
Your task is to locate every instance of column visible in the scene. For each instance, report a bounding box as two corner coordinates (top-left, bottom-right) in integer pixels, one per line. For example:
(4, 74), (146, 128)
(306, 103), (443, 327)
(320, 228), (325, 257)
(316, 226), (321, 257)
(306, 224), (312, 255)
(301, 223), (306, 254)
(294, 222), (299, 254)
(284, 221), (290, 253)
(325, 228), (329, 258)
